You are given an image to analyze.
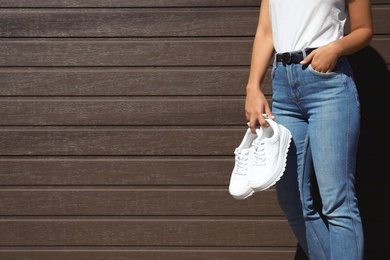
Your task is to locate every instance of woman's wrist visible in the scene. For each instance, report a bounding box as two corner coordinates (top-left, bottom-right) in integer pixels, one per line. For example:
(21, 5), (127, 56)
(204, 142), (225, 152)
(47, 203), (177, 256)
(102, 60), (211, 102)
(246, 82), (262, 93)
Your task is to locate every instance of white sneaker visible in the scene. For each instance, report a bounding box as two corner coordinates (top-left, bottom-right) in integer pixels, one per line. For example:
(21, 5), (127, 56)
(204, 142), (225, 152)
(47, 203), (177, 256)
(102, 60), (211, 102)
(249, 119), (292, 191)
(229, 128), (257, 200)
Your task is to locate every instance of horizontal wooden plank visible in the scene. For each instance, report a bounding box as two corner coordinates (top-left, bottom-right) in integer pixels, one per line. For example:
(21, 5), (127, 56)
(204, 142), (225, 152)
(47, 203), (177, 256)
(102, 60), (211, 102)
(0, 8), (258, 37)
(0, 188), (385, 219)
(0, 7), (387, 37)
(0, 127), (386, 156)
(0, 189), (282, 216)
(0, 38), (388, 67)
(0, 64), (385, 97)
(0, 63), (384, 97)
(0, 38), (253, 67)
(0, 250), (299, 260)
(0, 158), (233, 186)
(0, 128), (244, 156)
(0, 98), (247, 126)
(0, 98), (246, 126)
(0, 219), (296, 246)
(0, 247), (386, 260)
(0, 67), (263, 96)
(0, 0), (262, 7)
(0, 219), (383, 249)
(373, 7), (390, 34)
(0, 156), (386, 188)
(0, 126), (386, 156)
(0, 0), (387, 7)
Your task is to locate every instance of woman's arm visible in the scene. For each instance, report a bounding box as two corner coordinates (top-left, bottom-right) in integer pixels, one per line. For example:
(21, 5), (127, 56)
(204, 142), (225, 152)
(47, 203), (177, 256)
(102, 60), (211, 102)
(245, 0), (275, 132)
(301, 0), (373, 73)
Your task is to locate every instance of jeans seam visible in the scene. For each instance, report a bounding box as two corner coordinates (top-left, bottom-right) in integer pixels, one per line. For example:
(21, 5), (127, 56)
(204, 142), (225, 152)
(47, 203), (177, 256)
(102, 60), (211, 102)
(345, 76), (362, 260)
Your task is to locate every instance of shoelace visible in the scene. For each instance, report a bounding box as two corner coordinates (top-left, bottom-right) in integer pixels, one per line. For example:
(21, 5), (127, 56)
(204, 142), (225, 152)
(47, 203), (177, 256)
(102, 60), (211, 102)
(253, 140), (266, 166)
(234, 150), (249, 175)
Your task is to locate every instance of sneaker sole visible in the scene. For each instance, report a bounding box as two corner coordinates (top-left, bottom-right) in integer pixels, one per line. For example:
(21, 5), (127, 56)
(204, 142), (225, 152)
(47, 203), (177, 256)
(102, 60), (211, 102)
(229, 186), (255, 200)
(252, 125), (292, 191)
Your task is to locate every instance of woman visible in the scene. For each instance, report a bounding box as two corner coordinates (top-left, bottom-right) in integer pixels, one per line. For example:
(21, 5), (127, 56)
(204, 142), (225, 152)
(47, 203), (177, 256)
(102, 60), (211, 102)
(245, 0), (373, 259)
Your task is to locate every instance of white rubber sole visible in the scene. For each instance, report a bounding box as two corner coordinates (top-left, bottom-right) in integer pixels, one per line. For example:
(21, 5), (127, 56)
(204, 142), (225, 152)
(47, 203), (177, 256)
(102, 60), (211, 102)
(229, 185), (255, 200)
(251, 125), (292, 191)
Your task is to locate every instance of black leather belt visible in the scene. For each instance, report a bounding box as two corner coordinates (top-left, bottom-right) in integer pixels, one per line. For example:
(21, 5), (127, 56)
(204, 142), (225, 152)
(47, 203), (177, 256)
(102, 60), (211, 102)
(276, 48), (317, 64)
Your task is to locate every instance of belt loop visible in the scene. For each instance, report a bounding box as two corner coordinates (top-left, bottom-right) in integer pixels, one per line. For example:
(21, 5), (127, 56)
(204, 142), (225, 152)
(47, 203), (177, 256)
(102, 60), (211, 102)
(302, 49), (308, 59)
(273, 52), (277, 67)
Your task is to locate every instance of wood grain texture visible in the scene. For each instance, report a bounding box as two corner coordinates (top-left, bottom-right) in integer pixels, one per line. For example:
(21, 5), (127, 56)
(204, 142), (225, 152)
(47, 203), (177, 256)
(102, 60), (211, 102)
(0, 38), (254, 67)
(0, 7), (387, 37)
(0, 127), (385, 156)
(0, 1), (388, 258)
(0, 250), (298, 260)
(0, 67), (267, 96)
(0, 128), (244, 156)
(373, 6), (390, 34)
(0, 0), (387, 7)
(0, 8), (258, 37)
(0, 156), (386, 188)
(0, 158), (233, 186)
(0, 38), (388, 67)
(0, 0), (262, 7)
(0, 98), (246, 126)
(0, 189), (282, 216)
(0, 219), (297, 246)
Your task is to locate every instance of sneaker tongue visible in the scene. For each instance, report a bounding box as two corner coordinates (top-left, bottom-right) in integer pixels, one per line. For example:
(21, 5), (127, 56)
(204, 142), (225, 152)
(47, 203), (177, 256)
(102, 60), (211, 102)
(252, 128), (264, 146)
(255, 127), (263, 136)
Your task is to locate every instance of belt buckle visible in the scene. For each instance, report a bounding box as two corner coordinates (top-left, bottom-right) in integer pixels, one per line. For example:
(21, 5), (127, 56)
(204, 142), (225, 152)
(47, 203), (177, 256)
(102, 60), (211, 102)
(281, 52), (291, 64)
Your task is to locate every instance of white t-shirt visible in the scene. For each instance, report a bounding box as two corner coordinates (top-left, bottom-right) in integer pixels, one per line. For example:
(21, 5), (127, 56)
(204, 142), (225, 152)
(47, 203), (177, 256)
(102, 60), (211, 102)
(269, 0), (347, 53)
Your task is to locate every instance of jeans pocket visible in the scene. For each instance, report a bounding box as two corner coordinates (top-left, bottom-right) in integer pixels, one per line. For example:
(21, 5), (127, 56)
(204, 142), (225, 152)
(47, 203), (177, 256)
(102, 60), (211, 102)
(308, 64), (338, 78)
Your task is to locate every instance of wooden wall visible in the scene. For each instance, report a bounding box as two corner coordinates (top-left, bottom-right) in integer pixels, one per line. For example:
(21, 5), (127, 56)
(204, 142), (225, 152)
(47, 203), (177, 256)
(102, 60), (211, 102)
(0, 0), (389, 259)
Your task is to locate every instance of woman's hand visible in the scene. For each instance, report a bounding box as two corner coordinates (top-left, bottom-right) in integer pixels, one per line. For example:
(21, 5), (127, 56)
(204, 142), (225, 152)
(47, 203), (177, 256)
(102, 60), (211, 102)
(300, 42), (342, 73)
(245, 86), (274, 133)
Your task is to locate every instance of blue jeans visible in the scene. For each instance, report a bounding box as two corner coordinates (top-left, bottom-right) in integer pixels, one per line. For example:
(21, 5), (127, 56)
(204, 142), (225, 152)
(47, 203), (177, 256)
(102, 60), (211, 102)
(272, 54), (364, 260)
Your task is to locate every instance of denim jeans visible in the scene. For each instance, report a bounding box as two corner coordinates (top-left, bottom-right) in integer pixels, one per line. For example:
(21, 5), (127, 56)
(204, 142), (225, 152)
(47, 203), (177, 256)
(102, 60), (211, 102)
(271, 54), (364, 260)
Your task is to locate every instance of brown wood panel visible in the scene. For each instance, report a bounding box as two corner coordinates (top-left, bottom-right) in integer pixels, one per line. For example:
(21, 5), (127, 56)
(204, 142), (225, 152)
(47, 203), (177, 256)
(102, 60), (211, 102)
(0, 1), (386, 259)
(0, 0), (261, 7)
(6, 66), (385, 97)
(1, 7), (387, 37)
(0, 8), (258, 37)
(2, 65), (387, 97)
(0, 0), (387, 7)
(0, 38), (253, 67)
(0, 67), (263, 96)
(0, 158), (233, 186)
(0, 189), (282, 216)
(0, 128), (244, 156)
(372, 0), (390, 4)
(0, 38), (388, 67)
(0, 250), (298, 260)
(0, 156), (386, 188)
(0, 219), (296, 246)
(0, 98), (246, 126)
(373, 6), (390, 34)
(0, 189), (382, 218)
(0, 127), (385, 156)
